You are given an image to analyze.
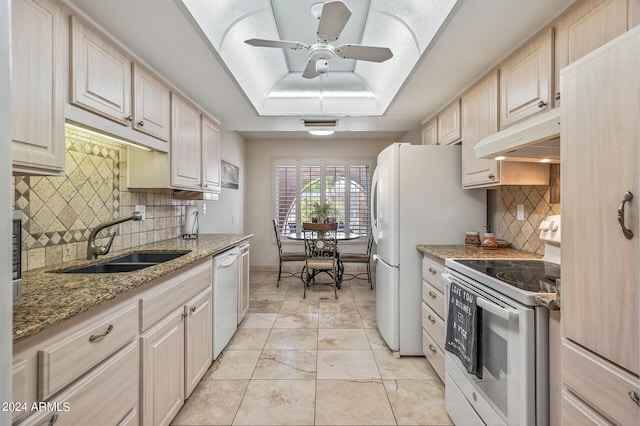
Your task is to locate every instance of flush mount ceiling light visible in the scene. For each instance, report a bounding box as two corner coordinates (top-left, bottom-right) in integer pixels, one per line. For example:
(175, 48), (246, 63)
(309, 129), (335, 136)
(303, 118), (337, 136)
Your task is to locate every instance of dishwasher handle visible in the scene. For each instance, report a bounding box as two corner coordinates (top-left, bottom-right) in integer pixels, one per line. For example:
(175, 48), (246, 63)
(214, 248), (240, 269)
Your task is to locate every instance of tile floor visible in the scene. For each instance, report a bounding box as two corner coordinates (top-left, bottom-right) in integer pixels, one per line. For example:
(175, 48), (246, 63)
(171, 271), (453, 426)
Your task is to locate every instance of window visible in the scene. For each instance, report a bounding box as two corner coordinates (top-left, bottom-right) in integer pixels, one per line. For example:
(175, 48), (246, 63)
(274, 159), (371, 236)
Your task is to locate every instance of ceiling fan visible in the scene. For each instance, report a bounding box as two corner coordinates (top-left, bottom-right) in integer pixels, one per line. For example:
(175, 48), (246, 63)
(245, 0), (393, 79)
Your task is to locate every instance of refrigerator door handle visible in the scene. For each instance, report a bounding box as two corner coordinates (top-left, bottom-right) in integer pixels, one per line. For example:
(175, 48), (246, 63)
(370, 167), (380, 244)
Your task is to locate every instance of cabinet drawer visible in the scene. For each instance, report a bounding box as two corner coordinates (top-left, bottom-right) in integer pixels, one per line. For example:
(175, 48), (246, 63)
(423, 329), (445, 383)
(422, 302), (445, 350)
(140, 260), (211, 331)
(562, 389), (610, 426)
(422, 257), (445, 293)
(38, 303), (138, 400)
(23, 342), (138, 426)
(562, 338), (640, 425)
(422, 280), (445, 319)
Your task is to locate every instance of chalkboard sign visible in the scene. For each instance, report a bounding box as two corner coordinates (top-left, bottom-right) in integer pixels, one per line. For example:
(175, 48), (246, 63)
(445, 282), (483, 378)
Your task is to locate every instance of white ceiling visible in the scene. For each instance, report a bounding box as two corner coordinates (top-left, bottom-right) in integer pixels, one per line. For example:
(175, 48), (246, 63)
(62, 0), (575, 140)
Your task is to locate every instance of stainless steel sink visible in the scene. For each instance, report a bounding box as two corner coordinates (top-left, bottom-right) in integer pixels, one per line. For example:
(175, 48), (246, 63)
(59, 251), (190, 274)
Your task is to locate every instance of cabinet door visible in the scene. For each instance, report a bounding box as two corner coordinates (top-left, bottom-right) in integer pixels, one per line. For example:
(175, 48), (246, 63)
(141, 308), (185, 426)
(170, 94), (201, 190)
(561, 28), (639, 375)
(201, 115), (222, 193)
(184, 289), (212, 398)
(70, 17), (132, 125)
(500, 28), (553, 128)
(461, 70), (500, 187)
(11, 0), (65, 175)
(555, 0), (628, 105)
(421, 118), (438, 145)
(133, 64), (171, 142)
(437, 99), (461, 145)
(238, 245), (250, 324)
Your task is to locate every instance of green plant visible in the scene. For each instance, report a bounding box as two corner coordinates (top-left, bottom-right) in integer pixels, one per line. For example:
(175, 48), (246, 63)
(310, 201), (335, 223)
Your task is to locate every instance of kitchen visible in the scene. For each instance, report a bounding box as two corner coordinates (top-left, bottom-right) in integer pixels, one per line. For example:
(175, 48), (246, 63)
(2, 0), (639, 425)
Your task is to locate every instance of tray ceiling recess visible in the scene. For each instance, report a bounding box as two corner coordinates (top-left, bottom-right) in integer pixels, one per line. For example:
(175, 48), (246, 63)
(178, 0), (458, 117)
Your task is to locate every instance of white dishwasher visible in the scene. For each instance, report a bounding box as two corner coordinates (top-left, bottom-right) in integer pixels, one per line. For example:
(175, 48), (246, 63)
(212, 247), (240, 360)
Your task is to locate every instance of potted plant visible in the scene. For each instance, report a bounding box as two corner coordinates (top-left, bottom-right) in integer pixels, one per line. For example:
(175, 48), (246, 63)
(310, 201), (335, 223)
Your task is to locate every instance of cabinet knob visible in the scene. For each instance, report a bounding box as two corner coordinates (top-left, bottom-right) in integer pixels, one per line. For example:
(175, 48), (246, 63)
(190, 306), (197, 313)
(537, 100), (548, 108)
(428, 291), (437, 299)
(428, 344), (437, 354)
(89, 324), (113, 342)
(428, 315), (436, 324)
(138, 120), (144, 127)
(428, 267), (437, 275)
(488, 173), (495, 180)
(555, 92), (561, 101)
(629, 391), (640, 407)
(125, 115), (133, 122)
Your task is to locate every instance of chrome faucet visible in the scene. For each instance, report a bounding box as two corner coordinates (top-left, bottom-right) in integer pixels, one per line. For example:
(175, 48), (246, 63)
(87, 211), (143, 260)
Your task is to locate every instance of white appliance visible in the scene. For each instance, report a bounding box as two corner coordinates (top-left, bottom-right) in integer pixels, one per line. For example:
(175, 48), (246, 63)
(443, 215), (561, 425)
(212, 247), (240, 360)
(371, 143), (486, 356)
(473, 107), (560, 163)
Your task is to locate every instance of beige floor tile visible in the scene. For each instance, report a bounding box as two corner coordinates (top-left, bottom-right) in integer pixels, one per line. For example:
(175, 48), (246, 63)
(233, 379), (316, 425)
(373, 350), (438, 380)
(279, 300), (319, 314)
(285, 286), (320, 301)
(250, 290), (287, 301)
(315, 380), (396, 425)
(317, 350), (380, 380)
(318, 329), (371, 350)
(358, 305), (377, 328)
(238, 313), (278, 329)
(264, 328), (318, 350)
(319, 312), (363, 329)
(209, 350), (261, 380)
(365, 328), (390, 350)
(247, 300), (283, 313)
(273, 312), (319, 328)
(226, 328), (270, 350)
(383, 379), (453, 425)
(318, 301), (359, 314)
(252, 349), (317, 379)
(352, 288), (376, 302)
(171, 379), (248, 425)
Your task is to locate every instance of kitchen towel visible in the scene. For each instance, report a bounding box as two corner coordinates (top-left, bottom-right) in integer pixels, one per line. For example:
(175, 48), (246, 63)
(445, 282), (483, 378)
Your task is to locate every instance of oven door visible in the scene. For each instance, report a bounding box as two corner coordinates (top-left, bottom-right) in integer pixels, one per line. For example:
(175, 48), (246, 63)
(442, 271), (535, 426)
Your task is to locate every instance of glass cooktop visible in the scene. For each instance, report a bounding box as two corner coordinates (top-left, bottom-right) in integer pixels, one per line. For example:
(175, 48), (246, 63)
(455, 259), (560, 293)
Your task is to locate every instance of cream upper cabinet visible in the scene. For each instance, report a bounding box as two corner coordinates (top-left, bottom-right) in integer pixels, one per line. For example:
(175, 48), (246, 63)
(201, 114), (222, 193)
(133, 64), (171, 141)
(499, 28), (553, 128)
(70, 16), (132, 126)
(437, 99), (462, 145)
(171, 94), (202, 190)
(421, 118), (438, 145)
(561, 28), (639, 422)
(555, 0), (628, 105)
(11, 0), (66, 176)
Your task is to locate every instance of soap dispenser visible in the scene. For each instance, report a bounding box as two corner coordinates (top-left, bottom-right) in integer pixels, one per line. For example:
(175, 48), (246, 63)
(481, 225), (498, 250)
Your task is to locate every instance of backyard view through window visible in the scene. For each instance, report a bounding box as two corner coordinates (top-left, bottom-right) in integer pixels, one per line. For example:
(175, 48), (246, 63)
(274, 160), (371, 236)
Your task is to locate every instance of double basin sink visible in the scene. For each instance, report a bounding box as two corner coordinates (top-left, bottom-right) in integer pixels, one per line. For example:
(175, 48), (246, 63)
(60, 251), (190, 274)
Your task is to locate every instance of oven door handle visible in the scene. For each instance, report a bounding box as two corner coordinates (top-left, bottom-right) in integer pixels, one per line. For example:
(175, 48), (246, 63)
(476, 297), (518, 321)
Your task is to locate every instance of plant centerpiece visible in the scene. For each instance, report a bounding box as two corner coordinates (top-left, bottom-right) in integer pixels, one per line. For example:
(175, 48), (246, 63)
(310, 201), (336, 223)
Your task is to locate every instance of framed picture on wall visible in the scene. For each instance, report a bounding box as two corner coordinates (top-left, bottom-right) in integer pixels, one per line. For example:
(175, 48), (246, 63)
(221, 160), (239, 189)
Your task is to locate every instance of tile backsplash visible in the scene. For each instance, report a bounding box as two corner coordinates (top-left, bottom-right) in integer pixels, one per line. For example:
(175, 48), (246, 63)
(13, 128), (194, 271)
(496, 185), (560, 255)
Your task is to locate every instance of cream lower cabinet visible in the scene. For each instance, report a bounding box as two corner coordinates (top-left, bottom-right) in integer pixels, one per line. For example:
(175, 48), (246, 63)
(185, 289), (213, 398)
(421, 255), (446, 382)
(238, 243), (250, 324)
(11, 0), (66, 176)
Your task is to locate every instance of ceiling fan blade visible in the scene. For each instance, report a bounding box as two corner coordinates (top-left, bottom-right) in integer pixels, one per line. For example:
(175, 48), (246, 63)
(302, 59), (320, 79)
(335, 44), (393, 62)
(317, 0), (352, 42)
(245, 38), (308, 50)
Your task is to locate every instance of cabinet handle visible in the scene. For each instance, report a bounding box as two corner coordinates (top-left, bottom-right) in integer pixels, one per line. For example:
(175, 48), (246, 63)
(555, 92), (561, 101)
(138, 120), (144, 127)
(618, 191), (634, 239)
(428, 267), (437, 275)
(428, 315), (436, 324)
(428, 344), (437, 354)
(48, 414), (58, 425)
(629, 391), (640, 406)
(89, 324), (113, 342)
(190, 306), (197, 313)
(182, 311), (188, 318)
(125, 115), (133, 122)
(488, 173), (495, 180)
(428, 291), (437, 299)
(537, 100), (547, 108)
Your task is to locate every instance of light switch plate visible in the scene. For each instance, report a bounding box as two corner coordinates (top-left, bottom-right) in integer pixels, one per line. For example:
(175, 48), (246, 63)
(135, 205), (146, 220)
(517, 204), (525, 221)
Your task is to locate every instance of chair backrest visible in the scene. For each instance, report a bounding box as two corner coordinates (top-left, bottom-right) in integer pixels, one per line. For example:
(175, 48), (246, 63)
(303, 223), (338, 260)
(366, 231), (374, 256)
(272, 219), (283, 255)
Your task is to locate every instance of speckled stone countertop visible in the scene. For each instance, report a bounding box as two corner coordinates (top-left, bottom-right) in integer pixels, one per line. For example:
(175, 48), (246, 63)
(533, 294), (560, 310)
(13, 234), (252, 342)
(416, 245), (543, 261)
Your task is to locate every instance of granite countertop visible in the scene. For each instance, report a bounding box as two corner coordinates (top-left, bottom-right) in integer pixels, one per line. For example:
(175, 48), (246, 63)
(533, 293), (559, 310)
(416, 244), (543, 261)
(14, 234), (252, 342)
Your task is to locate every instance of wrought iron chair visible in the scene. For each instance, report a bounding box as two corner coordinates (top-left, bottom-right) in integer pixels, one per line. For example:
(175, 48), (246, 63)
(302, 222), (339, 299)
(339, 232), (374, 289)
(272, 219), (305, 287)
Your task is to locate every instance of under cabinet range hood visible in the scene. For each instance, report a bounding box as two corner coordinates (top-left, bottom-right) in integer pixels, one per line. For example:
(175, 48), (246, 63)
(474, 107), (560, 163)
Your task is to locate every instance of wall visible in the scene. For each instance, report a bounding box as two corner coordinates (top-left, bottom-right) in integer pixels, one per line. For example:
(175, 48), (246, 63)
(196, 131), (245, 234)
(245, 138), (393, 269)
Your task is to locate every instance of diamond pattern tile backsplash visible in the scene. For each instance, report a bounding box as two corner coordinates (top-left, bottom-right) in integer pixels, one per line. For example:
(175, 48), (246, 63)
(13, 128), (194, 271)
(496, 185), (560, 255)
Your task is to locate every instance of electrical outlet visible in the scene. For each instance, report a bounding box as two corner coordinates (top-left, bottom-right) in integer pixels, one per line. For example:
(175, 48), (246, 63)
(517, 204), (525, 221)
(135, 205), (146, 220)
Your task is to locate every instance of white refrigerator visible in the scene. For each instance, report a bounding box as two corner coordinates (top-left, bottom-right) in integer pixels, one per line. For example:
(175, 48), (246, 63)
(371, 143), (486, 356)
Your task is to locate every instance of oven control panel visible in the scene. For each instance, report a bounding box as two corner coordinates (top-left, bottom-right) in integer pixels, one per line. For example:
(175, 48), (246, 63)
(539, 214), (561, 245)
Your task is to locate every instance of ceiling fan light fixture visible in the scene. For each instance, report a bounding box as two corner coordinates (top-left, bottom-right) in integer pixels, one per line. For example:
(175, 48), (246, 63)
(309, 129), (334, 136)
